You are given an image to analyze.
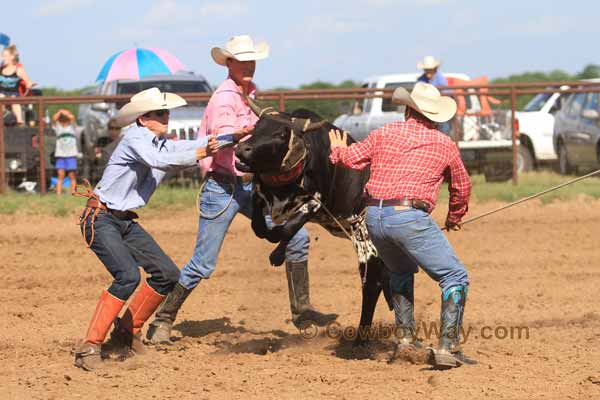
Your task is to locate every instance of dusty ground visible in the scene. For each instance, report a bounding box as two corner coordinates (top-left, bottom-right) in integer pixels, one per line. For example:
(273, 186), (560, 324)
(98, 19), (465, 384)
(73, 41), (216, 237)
(1, 199), (600, 399)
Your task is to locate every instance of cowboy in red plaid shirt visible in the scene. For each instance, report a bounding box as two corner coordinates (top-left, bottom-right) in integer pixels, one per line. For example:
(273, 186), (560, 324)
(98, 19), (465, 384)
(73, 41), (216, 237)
(329, 82), (475, 369)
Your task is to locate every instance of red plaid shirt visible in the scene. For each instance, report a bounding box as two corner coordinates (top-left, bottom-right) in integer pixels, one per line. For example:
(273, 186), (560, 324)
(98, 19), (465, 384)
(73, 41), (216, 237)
(329, 118), (471, 223)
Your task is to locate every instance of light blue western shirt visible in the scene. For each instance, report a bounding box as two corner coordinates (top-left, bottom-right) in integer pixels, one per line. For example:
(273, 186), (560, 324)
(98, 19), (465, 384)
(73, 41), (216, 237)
(95, 125), (208, 210)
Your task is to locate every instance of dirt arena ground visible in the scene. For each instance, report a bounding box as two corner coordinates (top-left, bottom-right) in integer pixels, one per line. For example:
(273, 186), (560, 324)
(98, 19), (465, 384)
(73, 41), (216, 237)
(1, 199), (600, 399)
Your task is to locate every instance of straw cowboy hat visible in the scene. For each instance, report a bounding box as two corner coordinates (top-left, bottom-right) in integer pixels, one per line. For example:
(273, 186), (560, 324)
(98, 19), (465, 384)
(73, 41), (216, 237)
(113, 87), (187, 127)
(211, 35), (270, 66)
(417, 55), (441, 70)
(392, 82), (457, 123)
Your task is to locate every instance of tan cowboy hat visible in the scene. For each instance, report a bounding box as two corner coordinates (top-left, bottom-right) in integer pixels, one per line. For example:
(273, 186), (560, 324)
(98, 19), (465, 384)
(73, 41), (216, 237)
(113, 87), (187, 127)
(417, 55), (441, 70)
(392, 82), (457, 123)
(211, 35), (269, 66)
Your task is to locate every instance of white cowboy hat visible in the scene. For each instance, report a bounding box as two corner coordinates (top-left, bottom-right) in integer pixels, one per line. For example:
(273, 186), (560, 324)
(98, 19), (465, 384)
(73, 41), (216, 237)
(392, 82), (457, 123)
(417, 55), (441, 70)
(113, 87), (187, 127)
(211, 35), (270, 66)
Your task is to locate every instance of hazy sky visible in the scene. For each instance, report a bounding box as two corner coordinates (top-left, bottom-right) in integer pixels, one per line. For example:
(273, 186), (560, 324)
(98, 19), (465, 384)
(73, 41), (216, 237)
(4, 0), (599, 89)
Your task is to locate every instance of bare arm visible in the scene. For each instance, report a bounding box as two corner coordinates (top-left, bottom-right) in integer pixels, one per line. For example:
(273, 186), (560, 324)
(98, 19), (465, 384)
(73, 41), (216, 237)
(16, 66), (33, 89)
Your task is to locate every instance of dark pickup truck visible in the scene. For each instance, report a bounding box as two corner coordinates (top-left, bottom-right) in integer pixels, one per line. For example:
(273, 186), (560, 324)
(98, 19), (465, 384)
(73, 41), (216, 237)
(4, 126), (54, 188)
(2, 89), (54, 190)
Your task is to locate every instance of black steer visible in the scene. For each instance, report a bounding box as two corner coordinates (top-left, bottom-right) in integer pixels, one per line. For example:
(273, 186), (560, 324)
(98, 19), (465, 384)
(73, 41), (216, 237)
(234, 101), (394, 344)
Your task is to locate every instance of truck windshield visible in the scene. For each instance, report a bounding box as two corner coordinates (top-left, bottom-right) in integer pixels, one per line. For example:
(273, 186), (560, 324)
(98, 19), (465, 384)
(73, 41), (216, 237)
(382, 82), (413, 112)
(523, 93), (553, 112)
(116, 81), (211, 108)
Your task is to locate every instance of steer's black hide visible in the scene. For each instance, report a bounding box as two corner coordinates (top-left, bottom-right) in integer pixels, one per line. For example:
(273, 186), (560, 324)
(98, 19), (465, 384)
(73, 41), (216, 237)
(236, 109), (394, 344)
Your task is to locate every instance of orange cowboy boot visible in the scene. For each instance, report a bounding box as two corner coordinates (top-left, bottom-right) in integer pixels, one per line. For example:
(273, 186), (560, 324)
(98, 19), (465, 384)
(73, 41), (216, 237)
(111, 281), (165, 354)
(74, 290), (125, 371)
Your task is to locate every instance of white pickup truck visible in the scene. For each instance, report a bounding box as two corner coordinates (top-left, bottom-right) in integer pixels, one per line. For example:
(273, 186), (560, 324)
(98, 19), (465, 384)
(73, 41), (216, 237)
(515, 89), (565, 171)
(334, 73), (515, 181)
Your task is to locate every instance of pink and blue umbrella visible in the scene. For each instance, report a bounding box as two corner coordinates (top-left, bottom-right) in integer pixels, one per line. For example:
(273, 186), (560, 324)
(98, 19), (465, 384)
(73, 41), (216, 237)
(0, 33), (10, 47)
(96, 47), (187, 82)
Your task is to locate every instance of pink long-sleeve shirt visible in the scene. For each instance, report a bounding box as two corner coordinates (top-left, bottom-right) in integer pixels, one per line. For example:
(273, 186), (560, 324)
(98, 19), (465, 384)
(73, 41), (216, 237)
(197, 77), (258, 176)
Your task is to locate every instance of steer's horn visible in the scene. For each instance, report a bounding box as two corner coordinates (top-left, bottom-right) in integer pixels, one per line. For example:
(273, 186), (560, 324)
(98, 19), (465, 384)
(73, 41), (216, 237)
(303, 120), (328, 132)
(243, 94), (266, 117)
(292, 118), (328, 133)
(243, 94), (279, 118)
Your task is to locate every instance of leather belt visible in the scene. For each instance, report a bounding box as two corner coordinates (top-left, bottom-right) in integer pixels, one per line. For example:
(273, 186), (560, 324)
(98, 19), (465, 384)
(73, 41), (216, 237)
(366, 198), (431, 212)
(85, 198), (139, 220)
(209, 171), (254, 185)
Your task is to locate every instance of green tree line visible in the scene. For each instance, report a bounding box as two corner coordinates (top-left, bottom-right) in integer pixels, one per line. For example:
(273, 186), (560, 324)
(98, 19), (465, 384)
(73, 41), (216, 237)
(38, 86), (95, 120)
(491, 64), (600, 109)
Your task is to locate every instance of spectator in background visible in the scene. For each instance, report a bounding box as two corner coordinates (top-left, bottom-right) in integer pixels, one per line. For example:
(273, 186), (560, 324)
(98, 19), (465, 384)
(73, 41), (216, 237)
(0, 45), (34, 126)
(52, 109), (79, 195)
(417, 56), (451, 134)
(95, 117), (123, 161)
(417, 56), (448, 87)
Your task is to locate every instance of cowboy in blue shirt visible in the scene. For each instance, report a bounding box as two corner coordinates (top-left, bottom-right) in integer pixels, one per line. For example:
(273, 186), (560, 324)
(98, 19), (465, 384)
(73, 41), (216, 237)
(73, 88), (224, 371)
(417, 55), (448, 87)
(417, 56), (451, 134)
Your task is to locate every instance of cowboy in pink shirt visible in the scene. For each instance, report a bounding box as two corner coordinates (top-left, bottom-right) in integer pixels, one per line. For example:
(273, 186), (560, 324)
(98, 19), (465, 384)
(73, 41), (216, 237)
(197, 77), (257, 176)
(146, 35), (337, 344)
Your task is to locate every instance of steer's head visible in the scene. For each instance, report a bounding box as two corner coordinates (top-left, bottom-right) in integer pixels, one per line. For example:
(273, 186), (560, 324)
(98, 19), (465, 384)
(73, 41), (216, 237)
(235, 97), (326, 174)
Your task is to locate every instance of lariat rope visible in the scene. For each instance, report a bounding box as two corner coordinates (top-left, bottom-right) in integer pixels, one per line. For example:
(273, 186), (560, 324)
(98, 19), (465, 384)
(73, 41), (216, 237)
(443, 168), (600, 231)
(195, 177), (235, 219)
(71, 179), (100, 247)
(306, 193), (371, 286)
(307, 193), (354, 241)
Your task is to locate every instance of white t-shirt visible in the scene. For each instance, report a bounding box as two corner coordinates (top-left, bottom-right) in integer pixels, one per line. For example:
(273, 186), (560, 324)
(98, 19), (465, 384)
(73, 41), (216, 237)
(54, 123), (79, 158)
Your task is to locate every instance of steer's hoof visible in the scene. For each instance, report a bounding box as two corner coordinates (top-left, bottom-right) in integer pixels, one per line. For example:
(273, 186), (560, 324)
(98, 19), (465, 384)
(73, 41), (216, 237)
(269, 243), (287, 267)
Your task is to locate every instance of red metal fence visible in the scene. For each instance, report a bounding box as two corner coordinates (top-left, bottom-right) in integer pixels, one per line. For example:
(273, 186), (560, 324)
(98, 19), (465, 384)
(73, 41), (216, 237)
(2, 80), (600, 194)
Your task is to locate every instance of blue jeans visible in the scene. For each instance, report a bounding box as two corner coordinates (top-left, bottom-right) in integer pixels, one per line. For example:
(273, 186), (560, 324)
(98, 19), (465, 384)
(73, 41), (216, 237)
(365, 205), (468, 292)
(81, 211), (181, 300)
(179, 177), (310, 289)
(438, 121), (451, 136)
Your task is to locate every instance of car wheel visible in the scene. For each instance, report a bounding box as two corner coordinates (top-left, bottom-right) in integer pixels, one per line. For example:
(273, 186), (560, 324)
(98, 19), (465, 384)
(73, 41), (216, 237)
(558, 142), (572, 175)
(484, 164), (513, 182)
(517, 146), (534, 173)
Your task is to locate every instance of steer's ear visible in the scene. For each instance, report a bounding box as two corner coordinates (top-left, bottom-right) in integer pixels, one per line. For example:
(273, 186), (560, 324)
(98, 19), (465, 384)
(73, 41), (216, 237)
(291, 118), (328, 134)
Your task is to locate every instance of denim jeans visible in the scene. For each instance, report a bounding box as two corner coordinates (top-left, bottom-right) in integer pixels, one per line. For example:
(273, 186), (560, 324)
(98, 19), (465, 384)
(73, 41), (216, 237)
(179, 177), (310, 289)
(438, 121), (451, 136)
(365, 205), (468, 292)
(82, 211), (181, 300)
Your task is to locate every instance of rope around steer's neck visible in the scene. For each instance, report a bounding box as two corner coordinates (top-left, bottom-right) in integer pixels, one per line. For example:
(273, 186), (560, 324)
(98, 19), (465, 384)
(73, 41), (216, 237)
(308, 193), (375, 286)
(280, 129), (307, 171)
(258, 129), (307, 186)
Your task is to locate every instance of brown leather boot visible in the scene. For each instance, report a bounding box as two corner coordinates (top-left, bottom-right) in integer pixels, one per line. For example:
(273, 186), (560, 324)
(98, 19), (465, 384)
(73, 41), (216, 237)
(286, 261), (338, 329)
(111, 281), (165, 354)
(74, 290), (125, 371)
(146, 282), (193, 345)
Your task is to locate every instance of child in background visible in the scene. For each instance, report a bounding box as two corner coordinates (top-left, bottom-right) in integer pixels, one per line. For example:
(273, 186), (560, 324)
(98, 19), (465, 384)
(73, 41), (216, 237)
(52, 109), (79, 195)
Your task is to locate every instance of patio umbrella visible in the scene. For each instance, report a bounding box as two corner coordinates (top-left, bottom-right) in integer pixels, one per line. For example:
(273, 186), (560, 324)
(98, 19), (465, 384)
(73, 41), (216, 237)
(0, 33), (10, 47)
(96, 47), (186, 82)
